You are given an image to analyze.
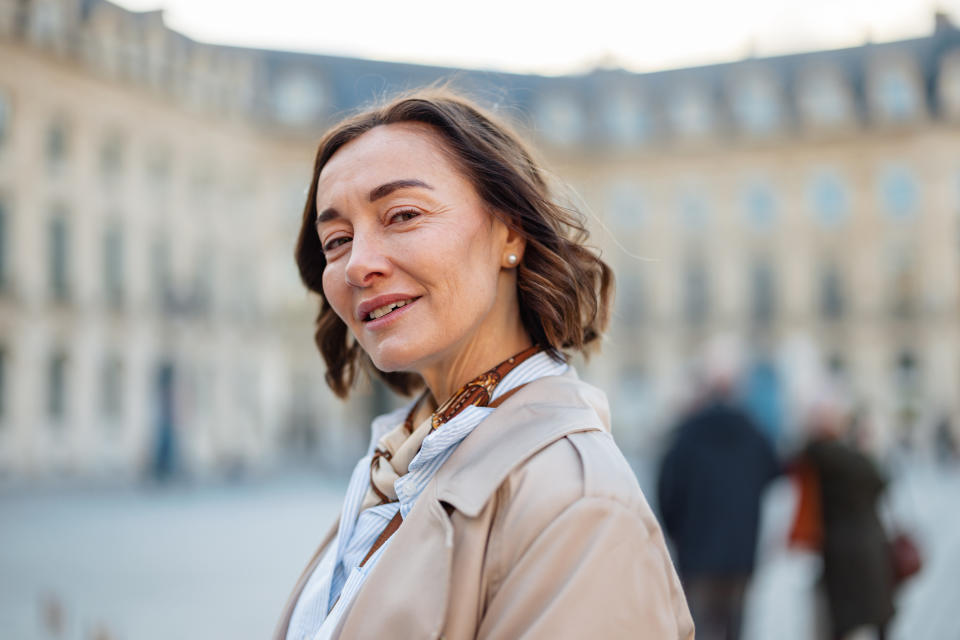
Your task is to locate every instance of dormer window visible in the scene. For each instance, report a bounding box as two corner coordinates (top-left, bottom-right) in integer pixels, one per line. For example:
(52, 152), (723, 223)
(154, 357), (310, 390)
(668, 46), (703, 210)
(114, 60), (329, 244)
(601, 90), (650, 146)
(797, 68), (855, 130)
(730, 70), (783, 136)
(272, 72), (327, 127)
(535, 93), (583, 146)
(869, 57), (925, 123)
(669, 85), (713, 139)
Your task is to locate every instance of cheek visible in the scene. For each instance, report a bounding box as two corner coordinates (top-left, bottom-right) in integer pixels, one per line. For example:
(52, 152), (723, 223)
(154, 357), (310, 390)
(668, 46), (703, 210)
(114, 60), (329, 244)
(321, 265), (351, 323)
(433, 240), (500, 312)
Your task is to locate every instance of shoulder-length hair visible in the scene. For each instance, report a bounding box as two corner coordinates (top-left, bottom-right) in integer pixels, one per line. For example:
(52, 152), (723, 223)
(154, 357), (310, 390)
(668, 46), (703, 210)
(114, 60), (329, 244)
(295, 88), (613, 398)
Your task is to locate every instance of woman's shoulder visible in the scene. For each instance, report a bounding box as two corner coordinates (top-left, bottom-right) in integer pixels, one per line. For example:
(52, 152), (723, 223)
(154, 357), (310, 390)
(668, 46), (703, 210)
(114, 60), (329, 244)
(496, 428), (655, 535)
(472, 428), (664, 593)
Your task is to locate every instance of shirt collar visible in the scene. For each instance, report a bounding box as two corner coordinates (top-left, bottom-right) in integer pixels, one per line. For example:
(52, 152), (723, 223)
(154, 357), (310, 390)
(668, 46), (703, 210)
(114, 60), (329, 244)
(367, 351), (568, 456)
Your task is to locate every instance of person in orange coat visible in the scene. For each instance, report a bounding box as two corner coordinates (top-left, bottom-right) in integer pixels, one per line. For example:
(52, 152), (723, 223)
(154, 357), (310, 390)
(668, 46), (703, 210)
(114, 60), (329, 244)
(803, 398), (895, 640)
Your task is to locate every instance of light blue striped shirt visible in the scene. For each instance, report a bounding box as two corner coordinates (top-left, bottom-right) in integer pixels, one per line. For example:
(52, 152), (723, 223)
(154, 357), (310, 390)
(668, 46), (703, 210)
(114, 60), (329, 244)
(285, 352), (568, 640)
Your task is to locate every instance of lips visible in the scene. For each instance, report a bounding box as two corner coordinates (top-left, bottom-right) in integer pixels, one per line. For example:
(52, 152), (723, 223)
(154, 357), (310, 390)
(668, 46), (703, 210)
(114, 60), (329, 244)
(367, 298), (415, 320)
(357, 294), (421, 323)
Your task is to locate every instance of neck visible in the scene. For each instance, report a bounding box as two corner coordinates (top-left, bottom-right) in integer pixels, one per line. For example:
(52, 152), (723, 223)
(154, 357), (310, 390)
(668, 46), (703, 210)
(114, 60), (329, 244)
(420, 327), (533, 406)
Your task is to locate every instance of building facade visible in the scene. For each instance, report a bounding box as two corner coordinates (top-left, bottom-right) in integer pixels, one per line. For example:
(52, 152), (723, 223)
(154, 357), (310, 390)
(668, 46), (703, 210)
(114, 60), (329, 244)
(0, 0), (957, 478)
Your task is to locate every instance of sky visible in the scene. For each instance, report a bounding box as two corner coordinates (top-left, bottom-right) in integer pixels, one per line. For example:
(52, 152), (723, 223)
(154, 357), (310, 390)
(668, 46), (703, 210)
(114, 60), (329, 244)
(112, 0), (960, 75)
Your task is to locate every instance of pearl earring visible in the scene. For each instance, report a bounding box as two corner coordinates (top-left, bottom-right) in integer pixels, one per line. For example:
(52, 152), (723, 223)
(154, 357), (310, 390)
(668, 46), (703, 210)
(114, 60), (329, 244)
(507, 254), (518, 266)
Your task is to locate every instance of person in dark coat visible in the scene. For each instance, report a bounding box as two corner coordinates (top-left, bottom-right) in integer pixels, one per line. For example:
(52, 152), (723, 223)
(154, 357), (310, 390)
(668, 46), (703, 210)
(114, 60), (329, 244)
(658, 349), (780, 640)
(803, 400), (895, 640)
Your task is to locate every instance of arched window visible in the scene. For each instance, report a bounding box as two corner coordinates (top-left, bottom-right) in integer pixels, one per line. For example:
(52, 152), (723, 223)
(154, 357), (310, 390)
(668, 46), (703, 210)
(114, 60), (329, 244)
(742, 178), (779, 231)
(878, 165), (919, 221)
(809, 169), (850, 227)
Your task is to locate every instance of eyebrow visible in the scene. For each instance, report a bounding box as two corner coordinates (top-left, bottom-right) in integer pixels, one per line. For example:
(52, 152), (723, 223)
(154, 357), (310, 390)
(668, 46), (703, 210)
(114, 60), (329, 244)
(369, 179), (432, 202)
(316, 179), (433, 225)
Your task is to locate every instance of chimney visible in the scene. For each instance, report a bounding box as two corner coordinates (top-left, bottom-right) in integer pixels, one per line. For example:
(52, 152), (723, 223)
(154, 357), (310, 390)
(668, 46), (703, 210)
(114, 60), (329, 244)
(934, 11), (957, 34)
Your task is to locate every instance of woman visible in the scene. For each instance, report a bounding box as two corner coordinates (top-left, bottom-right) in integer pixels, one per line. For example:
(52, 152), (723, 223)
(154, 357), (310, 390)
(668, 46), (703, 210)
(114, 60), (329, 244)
(274, 89), (693, 640)
(803, 399), (895, 640)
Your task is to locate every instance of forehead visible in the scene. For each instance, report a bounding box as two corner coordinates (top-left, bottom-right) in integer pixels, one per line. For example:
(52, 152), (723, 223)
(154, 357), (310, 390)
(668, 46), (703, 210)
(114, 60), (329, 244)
(316, 122), (460, 199)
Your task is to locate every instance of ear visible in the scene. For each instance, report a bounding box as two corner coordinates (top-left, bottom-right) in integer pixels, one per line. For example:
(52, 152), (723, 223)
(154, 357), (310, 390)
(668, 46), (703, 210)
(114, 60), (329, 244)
(499, 221), (527, 268)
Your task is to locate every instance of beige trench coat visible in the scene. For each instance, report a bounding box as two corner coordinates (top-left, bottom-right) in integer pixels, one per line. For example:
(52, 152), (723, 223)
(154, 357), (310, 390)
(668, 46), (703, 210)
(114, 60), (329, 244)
(275, 370), (694, 639)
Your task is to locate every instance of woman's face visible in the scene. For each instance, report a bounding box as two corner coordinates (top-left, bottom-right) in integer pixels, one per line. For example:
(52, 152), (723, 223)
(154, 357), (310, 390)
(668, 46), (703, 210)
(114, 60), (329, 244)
(315, 123), (522, 378)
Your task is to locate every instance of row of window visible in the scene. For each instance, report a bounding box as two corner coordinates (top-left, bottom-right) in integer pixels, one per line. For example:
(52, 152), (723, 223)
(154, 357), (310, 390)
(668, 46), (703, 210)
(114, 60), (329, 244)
(0, 90), (251, 210)
(537, 53), (960, 145)
(0, 346), (266, 436)
(604, 165), (924, 232)
(12, 0), (255, 117)
(616, 257), (919, 328)
(0, 198), (229, 315)
(39, 117), (222, 198)
(41, 212), (131, 307)
(0, 348), (124, 424)
(12, 1), (960, 141)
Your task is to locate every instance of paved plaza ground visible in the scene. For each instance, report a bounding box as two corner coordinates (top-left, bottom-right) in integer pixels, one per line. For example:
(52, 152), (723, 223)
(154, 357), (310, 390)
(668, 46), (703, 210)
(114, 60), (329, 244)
(1, 462), (957, 640)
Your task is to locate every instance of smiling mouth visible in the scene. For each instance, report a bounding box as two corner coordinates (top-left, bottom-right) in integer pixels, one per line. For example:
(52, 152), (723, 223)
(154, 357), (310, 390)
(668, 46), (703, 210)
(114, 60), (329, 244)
(365, 298), (418, 322)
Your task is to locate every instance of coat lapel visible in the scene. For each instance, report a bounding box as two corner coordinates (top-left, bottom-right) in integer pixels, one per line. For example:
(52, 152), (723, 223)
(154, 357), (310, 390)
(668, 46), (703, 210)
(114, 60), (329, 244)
(333, 488), (454, 639)
(331, 370), (609, 638)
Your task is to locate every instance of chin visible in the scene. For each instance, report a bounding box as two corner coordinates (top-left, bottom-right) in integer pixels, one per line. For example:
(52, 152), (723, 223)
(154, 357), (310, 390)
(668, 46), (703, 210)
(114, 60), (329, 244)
(365, 343), (425, 375)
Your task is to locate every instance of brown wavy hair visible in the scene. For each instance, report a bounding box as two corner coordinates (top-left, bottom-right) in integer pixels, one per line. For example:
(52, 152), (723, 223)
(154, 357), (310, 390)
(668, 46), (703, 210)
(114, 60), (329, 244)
(295, 88), (613, 398)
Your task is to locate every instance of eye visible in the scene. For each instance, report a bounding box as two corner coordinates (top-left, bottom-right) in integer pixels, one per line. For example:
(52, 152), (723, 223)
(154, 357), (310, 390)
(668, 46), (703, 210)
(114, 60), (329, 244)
(388, 208), (420, 224)
(323, 236), (351, 252)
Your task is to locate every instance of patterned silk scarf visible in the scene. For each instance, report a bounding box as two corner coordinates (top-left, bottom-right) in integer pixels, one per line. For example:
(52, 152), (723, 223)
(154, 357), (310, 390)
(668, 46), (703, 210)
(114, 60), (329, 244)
(362, 345), (541, 510)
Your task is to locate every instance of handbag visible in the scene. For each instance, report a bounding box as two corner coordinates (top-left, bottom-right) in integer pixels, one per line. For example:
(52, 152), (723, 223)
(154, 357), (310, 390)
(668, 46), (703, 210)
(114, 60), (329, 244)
(889, 530), (922, 585)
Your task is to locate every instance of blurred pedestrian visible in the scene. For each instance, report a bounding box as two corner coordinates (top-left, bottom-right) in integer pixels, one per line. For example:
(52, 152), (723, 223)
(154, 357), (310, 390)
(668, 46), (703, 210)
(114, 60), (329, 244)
(658, 340), (780, 640)
(802, 392), (895, 640)
(934, 414), (958, 467)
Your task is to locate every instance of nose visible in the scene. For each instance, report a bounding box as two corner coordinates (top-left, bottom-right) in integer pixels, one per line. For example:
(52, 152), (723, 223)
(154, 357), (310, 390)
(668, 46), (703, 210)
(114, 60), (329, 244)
(343, 230), (390, 287)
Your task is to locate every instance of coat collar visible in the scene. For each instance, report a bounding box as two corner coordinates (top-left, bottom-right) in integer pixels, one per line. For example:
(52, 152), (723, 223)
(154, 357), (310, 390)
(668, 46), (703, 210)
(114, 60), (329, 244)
(333, 368), (610, 638)
(294, 369), (610, 640)
(434, 368), (610, 517)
